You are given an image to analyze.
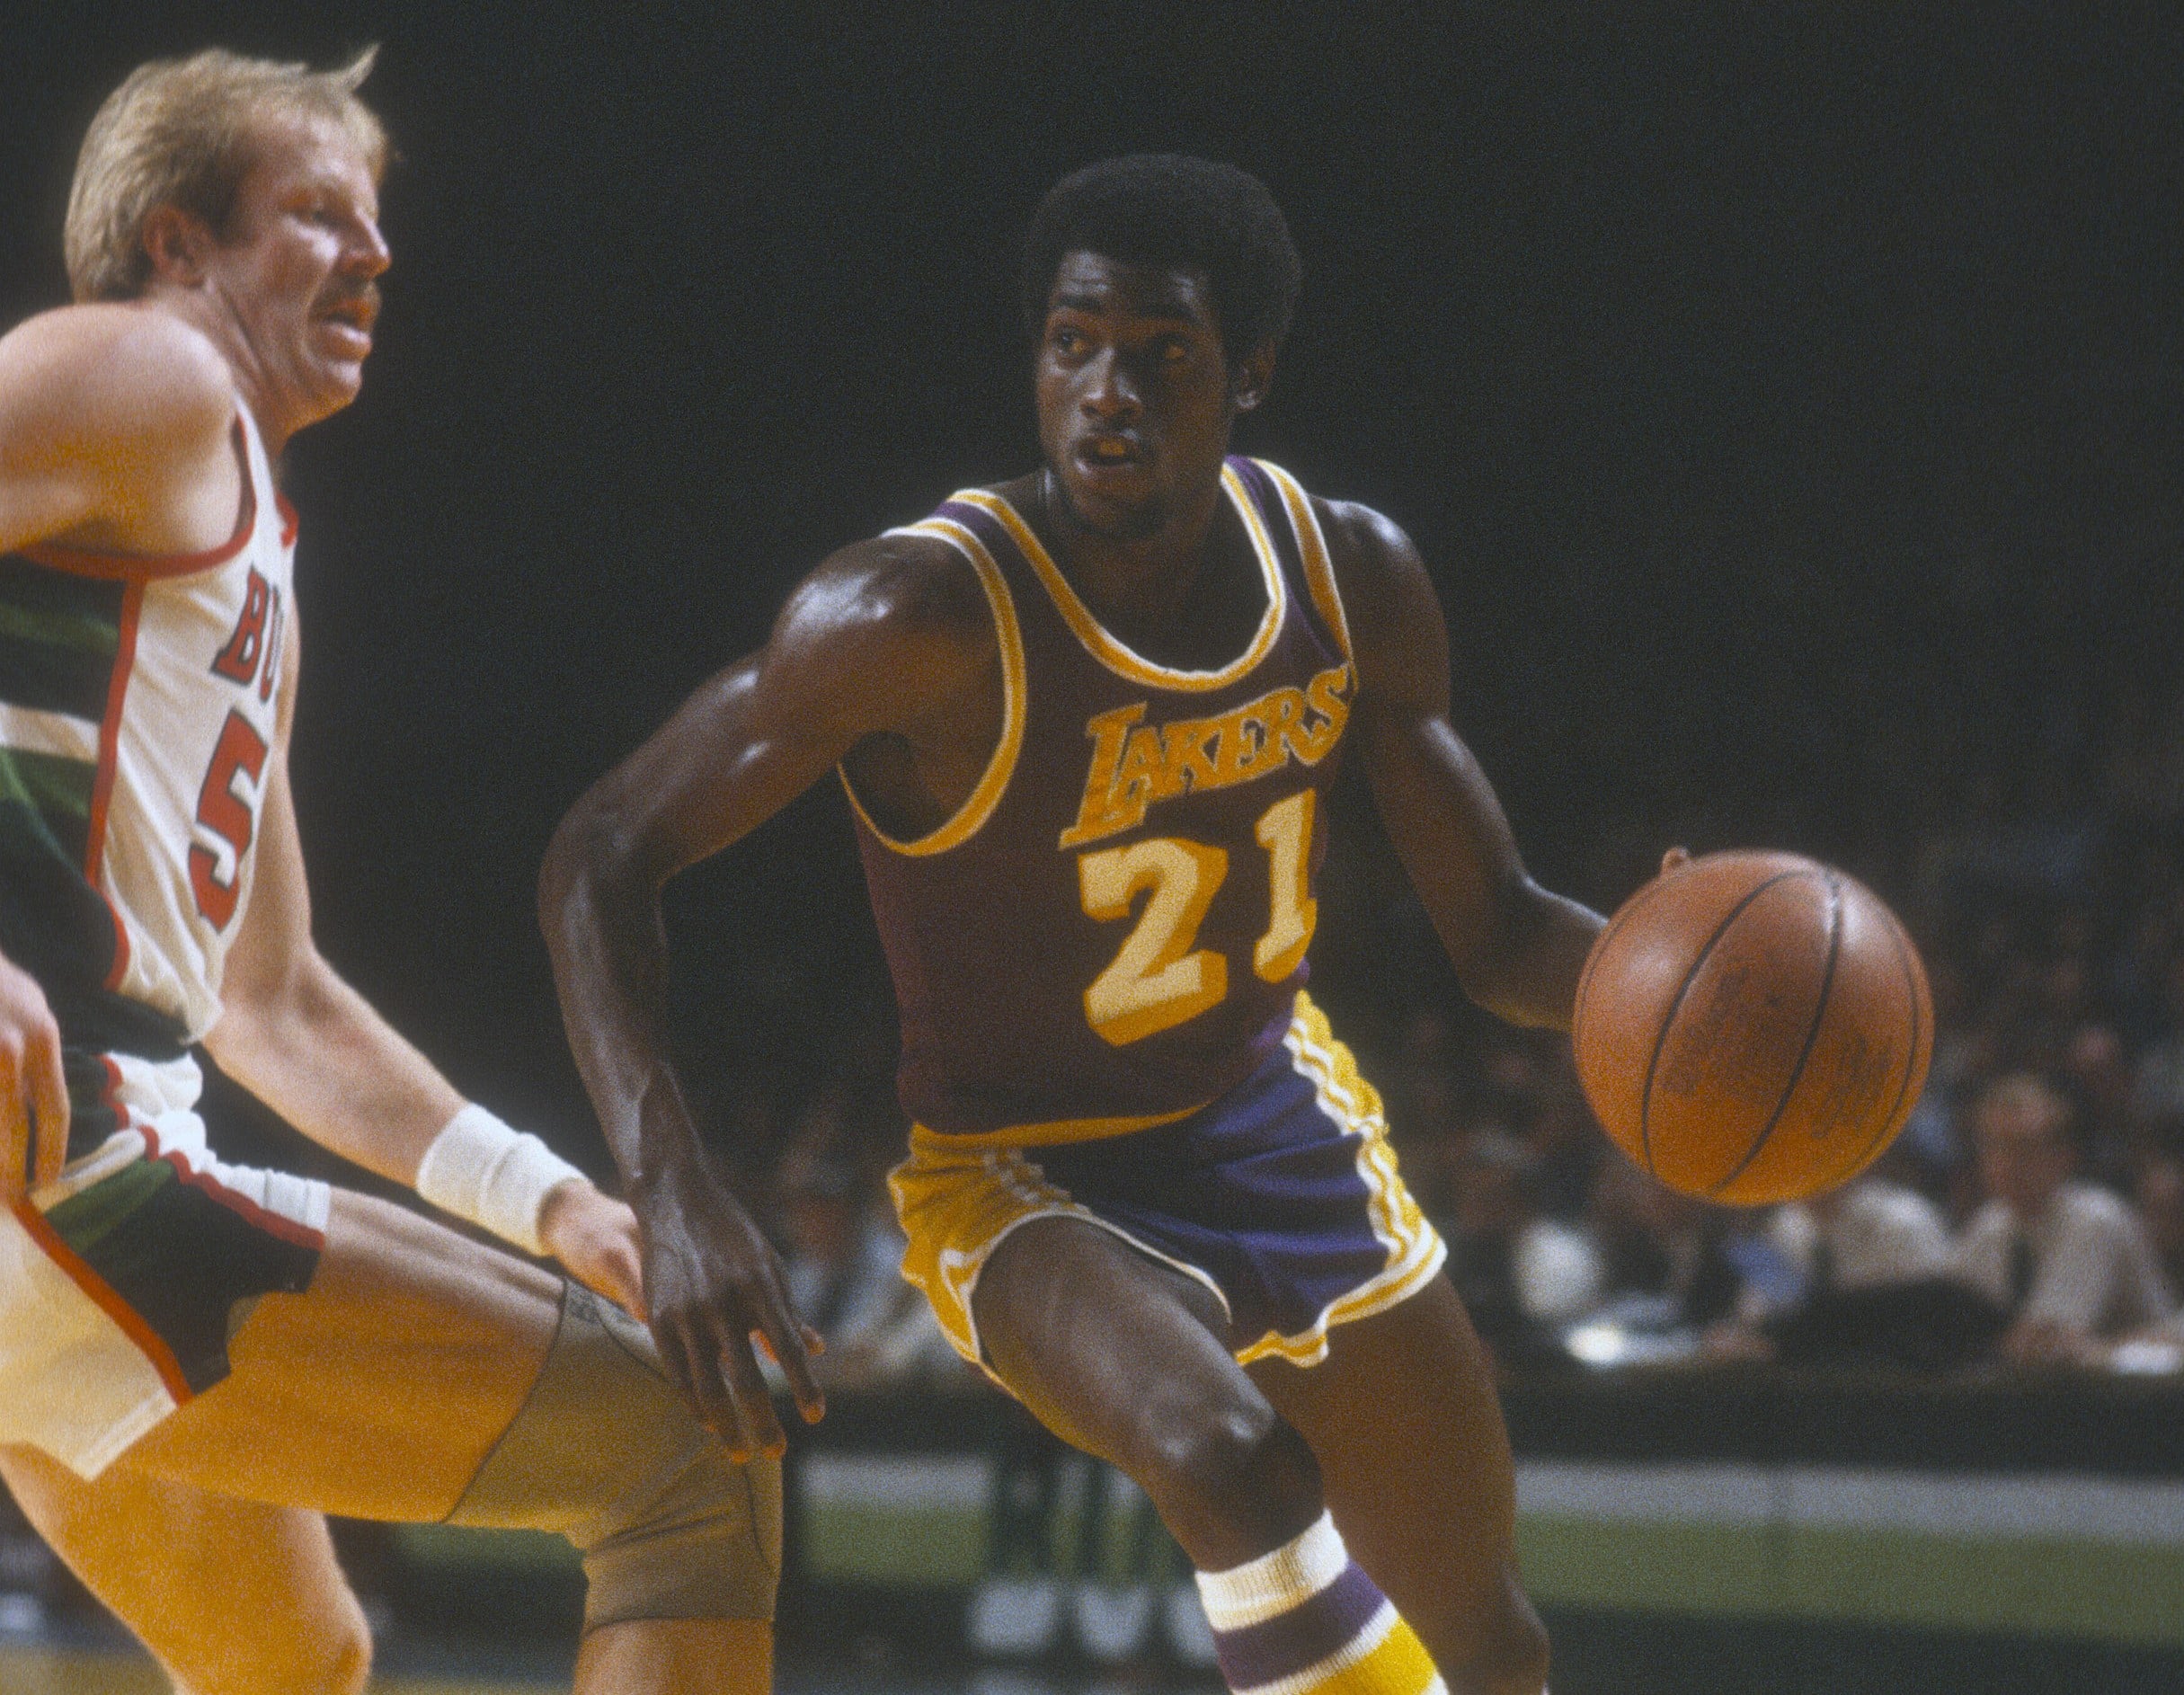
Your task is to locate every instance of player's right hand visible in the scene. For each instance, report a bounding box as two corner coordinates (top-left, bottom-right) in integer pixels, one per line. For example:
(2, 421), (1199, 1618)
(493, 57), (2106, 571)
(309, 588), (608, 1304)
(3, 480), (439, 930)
(0, 954), (67, 1206)
(630, 1140), (825, 1462)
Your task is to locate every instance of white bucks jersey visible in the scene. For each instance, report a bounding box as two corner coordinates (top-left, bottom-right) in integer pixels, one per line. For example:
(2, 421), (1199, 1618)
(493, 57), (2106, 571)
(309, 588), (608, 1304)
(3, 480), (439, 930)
(0, 405), (293, 1155)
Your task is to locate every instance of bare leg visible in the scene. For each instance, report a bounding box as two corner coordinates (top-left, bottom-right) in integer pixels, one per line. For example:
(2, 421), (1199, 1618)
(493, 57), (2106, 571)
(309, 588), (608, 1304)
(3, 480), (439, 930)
(45, 1189), (764, 1694)
(1248, 1276), (1549, 1695)
(580, 1619), (772, 1695)
(972, 1215), (1323, 1569)
(0, 1443), (369, 1695)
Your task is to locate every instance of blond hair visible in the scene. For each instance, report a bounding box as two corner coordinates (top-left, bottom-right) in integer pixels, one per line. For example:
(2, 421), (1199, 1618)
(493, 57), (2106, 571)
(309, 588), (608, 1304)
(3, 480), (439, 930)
(65, 46), (387, 304)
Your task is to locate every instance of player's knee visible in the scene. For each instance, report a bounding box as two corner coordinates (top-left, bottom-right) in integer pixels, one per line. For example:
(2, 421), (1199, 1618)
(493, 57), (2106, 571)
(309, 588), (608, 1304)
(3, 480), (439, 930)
(1135, 1398), (1319, 1542)
(578, 1437), (781, 1632)
(191, 1600), (370, 1695)
(321, 1614), (374, 1695)
(446, 1283), (781, 1633)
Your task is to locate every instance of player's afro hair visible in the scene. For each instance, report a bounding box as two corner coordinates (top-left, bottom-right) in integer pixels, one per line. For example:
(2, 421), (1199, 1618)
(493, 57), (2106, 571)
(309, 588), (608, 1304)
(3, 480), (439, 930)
(1021, 155), (1301, 364)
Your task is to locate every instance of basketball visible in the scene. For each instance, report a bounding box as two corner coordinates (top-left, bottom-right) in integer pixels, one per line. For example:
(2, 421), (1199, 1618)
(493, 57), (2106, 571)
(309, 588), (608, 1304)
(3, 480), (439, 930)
(1572, 850), (1933, 1205)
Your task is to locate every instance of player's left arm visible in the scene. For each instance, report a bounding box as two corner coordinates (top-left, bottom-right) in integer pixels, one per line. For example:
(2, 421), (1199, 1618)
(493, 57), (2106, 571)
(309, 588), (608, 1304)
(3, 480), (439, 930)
(200, 618), (644, 1309)
(1328, 500), (1604, 1029)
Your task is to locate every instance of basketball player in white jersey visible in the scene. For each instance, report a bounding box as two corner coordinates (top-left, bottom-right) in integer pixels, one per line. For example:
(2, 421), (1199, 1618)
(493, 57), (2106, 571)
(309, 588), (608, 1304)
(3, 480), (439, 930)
(0, 49), (783, 1694)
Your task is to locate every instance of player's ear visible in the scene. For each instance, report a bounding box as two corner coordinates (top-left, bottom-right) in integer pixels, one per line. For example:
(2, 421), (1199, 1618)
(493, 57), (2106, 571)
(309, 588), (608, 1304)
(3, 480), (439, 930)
(140, 204), (217, 288)
(1230, 340), (1277, 413)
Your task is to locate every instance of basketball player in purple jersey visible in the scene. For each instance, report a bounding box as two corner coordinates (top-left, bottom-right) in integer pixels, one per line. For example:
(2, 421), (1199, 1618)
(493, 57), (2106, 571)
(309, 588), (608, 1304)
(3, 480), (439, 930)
(545, 157), (1604, 1695)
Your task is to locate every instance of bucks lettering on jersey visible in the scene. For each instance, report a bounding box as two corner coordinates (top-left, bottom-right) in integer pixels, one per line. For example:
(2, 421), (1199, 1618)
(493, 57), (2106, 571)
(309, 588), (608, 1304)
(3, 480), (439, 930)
(847, 457), (1356, 1143)
(0, 408), (292, 1158)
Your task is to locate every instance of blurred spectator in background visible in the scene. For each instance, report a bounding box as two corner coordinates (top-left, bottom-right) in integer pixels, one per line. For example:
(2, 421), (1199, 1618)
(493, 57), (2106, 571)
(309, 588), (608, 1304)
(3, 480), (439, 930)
(1738, 1153), (2005, 1370)
(1952, 1073), (2175, 1366)
(772, 1090), (967, 1393)
(1438, 1131), (1600, 1371)
(2134, 1123), (2184, 1302)
(1585, 1158), (1747, 1336)
(1773, 1157), (1953, 1296)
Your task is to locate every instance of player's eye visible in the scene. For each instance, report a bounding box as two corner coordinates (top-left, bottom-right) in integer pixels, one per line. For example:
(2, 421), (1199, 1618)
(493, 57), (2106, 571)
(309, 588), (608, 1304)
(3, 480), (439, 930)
(1051, 326), (1088, 357)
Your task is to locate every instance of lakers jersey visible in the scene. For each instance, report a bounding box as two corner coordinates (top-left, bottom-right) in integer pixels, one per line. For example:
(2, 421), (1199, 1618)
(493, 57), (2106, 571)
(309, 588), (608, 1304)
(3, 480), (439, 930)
(848, 457), (1355, 1143)
(0, 406), (293, 1163)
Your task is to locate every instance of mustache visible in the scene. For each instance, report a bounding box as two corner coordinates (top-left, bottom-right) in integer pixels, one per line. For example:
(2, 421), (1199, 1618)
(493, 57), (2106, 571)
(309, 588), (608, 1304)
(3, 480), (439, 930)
(315, 280), (381, 320)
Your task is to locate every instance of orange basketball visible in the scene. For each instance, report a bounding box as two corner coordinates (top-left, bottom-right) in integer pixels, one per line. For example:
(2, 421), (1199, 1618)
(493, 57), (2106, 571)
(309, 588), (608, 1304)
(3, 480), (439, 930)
(1572, 850), (1933, 1205)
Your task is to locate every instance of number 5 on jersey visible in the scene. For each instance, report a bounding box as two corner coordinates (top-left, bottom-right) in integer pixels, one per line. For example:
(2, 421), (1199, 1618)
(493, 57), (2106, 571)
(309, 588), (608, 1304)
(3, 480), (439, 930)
(1079, 790), (1318, 1046)
(189, 710), (269, 929)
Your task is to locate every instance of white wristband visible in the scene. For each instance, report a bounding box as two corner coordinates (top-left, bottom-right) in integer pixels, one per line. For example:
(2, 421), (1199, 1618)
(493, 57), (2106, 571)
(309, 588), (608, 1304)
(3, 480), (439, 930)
(414, 1104), (585, 1258)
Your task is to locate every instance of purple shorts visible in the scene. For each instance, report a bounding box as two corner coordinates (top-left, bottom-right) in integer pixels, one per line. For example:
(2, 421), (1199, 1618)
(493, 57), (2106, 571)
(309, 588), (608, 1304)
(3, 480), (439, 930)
(890, 992), (1445, 1369)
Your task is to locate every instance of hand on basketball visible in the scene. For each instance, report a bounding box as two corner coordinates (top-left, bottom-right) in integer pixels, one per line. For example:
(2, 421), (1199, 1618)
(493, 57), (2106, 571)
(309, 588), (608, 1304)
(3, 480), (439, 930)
(538, 1179), (649, 1319)
(631, 1143), (825, 1461)
(0, 953), (67, 1205)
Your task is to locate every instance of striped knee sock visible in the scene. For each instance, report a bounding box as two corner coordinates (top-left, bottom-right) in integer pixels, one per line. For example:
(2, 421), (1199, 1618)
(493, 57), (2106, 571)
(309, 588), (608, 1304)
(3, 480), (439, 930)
(1194, 1512), (1444, 1695)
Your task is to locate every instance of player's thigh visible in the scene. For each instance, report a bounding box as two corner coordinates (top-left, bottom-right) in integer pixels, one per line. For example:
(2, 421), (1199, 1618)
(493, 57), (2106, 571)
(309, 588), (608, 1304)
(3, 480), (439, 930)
(116, 1187), (561, 1520)
(1247, 1275), (1525, 1646)
(973, 1214), (1244, 1470)
(1, 1442), (368, 1694)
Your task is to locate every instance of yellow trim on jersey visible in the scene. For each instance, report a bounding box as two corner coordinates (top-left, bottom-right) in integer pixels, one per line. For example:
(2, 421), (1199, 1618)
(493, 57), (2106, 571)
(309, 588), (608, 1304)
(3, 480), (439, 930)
(1236, 991), (1444, 1367)
(1255, 459), (1353, 664)
(890, 1141), (1232, 1368)
(888, 991), (1444, 1373)
(906, 1102), (1205, 1153)
(954, 466), (1287, 692)
(840, 516), (1028, 856)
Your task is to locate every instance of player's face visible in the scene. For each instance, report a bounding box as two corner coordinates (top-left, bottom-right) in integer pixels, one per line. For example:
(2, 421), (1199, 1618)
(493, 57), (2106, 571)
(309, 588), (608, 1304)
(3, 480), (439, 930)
(1975, 1104), (2073, 1217)
(200, 111), (387, 436)
(1035, 253), (1259, 540)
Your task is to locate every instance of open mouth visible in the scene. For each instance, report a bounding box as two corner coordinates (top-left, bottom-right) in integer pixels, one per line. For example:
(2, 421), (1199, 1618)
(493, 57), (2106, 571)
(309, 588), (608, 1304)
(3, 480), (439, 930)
(314, 288), (379, 344)
(1078, 433), (1148, 471)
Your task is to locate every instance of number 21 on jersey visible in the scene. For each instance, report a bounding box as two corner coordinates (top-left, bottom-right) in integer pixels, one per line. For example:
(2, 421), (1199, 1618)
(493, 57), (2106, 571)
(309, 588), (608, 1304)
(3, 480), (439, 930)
(1077, 790), (1317, 1046)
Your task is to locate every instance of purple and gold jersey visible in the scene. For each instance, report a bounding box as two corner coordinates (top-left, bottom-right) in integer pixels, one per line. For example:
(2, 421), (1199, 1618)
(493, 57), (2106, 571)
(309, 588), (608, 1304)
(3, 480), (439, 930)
(847, 457), (1355, 1144)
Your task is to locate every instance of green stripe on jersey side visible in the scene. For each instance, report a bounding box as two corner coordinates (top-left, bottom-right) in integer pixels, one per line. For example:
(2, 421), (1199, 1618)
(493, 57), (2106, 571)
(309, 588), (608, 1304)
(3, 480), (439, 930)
(0, 597), (120, 656)
(0, 556), (128, 626)
(41, 1156), (175, 1257)
(0, 746), (95, 826)
(0, 556), (126, 720)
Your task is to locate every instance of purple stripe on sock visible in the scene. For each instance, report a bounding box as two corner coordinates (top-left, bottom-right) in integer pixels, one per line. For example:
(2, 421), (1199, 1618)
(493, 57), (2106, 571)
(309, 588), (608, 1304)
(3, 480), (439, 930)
(1212, 1561), (1386, 1691)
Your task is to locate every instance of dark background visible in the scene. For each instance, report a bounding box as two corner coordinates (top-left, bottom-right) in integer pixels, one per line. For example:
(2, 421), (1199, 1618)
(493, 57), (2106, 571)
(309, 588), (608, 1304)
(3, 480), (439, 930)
(5, 2), (2179, 1175)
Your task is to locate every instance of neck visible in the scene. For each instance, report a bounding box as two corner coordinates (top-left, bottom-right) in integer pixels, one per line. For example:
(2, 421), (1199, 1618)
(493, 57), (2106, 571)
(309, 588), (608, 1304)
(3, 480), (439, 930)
(143, 288), (294, 457)
(1041, 465), (1230, 627)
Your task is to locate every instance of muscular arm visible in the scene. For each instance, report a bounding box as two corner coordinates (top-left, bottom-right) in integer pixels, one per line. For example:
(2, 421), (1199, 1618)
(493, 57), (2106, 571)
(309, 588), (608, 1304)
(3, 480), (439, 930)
(540, 532), (998, 1453)
(200, 622), (466, 1181)
(0, 306), (239, 557)
(1330, 501), (1603, 1030)
(0, 306), (243, 1193)
(201, 621), (644, 1309)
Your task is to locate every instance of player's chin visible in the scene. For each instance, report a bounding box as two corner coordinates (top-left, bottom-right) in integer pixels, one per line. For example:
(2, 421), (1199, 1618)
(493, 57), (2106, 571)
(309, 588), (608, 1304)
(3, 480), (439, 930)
(301, 360), (368, 421)
(1059, 475), (1167, 540)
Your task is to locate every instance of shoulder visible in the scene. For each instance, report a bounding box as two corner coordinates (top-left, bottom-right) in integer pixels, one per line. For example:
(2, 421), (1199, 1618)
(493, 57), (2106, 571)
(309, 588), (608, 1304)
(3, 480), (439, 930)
(1304, 493), (1444, 704)
(765, 526), (1002, 708)
(1312, 494), (1425, 590)
(1851, 1179), (1946, 1231)
(0, 303), (234, 453)
(2055, 1182), (2140, 1239)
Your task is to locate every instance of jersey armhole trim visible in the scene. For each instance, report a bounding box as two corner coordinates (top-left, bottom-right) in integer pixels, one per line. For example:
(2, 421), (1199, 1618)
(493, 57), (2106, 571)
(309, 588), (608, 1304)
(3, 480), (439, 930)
(1255, 461), (1352, 665)
(19, 418), (260, 582)
(840, 516), (1027, 856)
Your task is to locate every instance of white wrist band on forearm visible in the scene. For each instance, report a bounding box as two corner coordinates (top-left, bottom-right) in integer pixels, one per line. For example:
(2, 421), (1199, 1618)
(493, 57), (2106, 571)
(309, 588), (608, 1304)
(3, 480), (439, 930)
(414, 1104), (585, 1257)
